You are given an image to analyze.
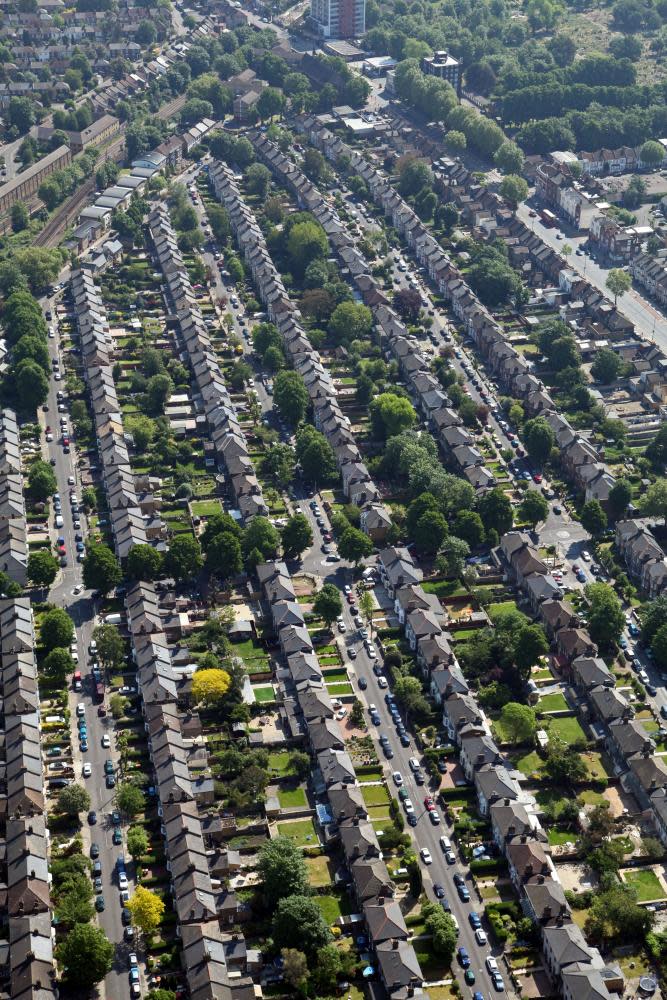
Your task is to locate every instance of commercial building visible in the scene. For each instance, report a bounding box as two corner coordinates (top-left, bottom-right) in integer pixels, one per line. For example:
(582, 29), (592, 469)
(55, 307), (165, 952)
(421, 50), (461, 96)
(309, 0), (365, 39)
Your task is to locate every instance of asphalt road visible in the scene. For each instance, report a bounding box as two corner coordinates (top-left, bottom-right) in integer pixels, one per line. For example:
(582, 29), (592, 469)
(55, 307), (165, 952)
(40, 288), (132, 1000)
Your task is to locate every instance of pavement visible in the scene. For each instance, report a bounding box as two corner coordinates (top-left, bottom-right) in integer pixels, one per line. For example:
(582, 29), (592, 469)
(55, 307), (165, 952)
(40, 287), (136, 1000)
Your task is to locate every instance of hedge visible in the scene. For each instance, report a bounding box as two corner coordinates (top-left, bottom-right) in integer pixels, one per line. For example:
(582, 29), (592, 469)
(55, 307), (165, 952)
(440, 786), (474, 801)
(470, 857), (506, 876)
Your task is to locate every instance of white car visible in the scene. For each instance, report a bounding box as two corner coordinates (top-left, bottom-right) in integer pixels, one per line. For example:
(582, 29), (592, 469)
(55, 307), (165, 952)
(54, 372), (61, 381)
(101, 734), (110, 748)
(392, 771), (403, 786)
(118, 872), (128, 891)
(344, 585), (351, 595)
(68, 476), (75, 486)
(475, 928), (488, 945)
(378, 677), (388, 689)
(420, 848), (433, 865)
(82, 763), (92, 778)
(409, 757), (420, 772)
(486, 956), (499, 974)
(581, 550), (591, 562)
(338, 622), (347, 633)
(335, 708), (347, 720)
(128, 953), (138, 969)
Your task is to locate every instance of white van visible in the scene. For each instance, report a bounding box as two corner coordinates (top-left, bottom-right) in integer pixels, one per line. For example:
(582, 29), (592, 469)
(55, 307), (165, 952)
(76, 703), (85, 717)
(104, 613), (123, 625)
(439, 836), (451, 852)
(449, 913), (459, 935)
(55, 515), (64, 528)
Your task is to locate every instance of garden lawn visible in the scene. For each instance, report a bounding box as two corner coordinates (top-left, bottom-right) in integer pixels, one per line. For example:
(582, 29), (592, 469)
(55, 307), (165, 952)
(488, 601), (518, 619)
(277, 786), (307, 809)
(190, 499), (222, 517)
(537, 692), (570, 713)
(622, 868), (665, 902)
(361, 784), (391, 806)
(548, 828), (578, 846)
(513, 751), (543, 777)
(276, 818), (318, 847)
(322, 669), (349, 682)
(268, 751), (293, 777)
(326, 682), (353, 695)
(305, 854), (334, 889)
(422, 579), (469, 598)
(547, 714), (587, 744)
(253, 685), (275, 704)
(316, 891), (351, 924)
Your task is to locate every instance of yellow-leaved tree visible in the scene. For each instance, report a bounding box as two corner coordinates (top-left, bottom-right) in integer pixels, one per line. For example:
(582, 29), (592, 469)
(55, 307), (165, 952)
(126, 885), (164, 936)
(191, 667), (231, 707)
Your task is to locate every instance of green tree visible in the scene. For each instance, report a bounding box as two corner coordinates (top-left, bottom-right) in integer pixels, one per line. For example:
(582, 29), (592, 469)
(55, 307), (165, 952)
(287, 220), (327, 276)
(126, 544), (164, 581)
(652, 623), (667, 670)
(82, 543), (122, 594)
(206, 532), (243, 581)
(281, 514), (313, 558)
(328, 301), (372, 346)
(257, 86), (285, 120)
(453, 510), (485, 548)
(261, 443), (295, 488)
(127, 825), (149, 860)
(646, 426), (667, 470)
(606, 268), (631, 303)
(394, 674), (430, 718)
(244, 162), (271, 197)
(585, 883), (654, 945)
(337, 526), (374, 566)
(282, 949), (308, 992)
(27, 459), (57, 501)
(545, 740), (587, 785)
(57, 782), (91, 816)
(257, 837), (309, 905)
(608, 479), (633, 520)
(640, 140), (665, 167)
(110, 693), (128, 719)
(413, 510), (448, 554)
(14, 358), (49, 412)
(586, 582), (625, 648)
(164, 535), (203, 581)
(499, 174), (529, 206)
(478, 488), (514, 535)
(42, 647), (74, 680)
(27, 550), (58, 587)
(398, 158), (432, 196)
(591, 347), (623, 383)
(523, 417), (555, 464)
(296, 428), (337, 485)
(242, 517), (280, 563)
(641, 596), (667, 644)
(519, 491), (549, 527)
(370, 392), (416, 439)
(514, 624), (549, 677)
(273, 370), (309, 427)
(116, 781), (145, 817)
(57, 924), (114, 988)
(11, 201), (29, 232)
(436, 536), (470, 577)
(308, 943), (342, 995)
(146, 373), (173, 414)
(313, 582), (343, 625)
(40, 607), (74, 650)
(126, 414), (157, 451)
(273, 895), (332, 956)
(498, 702), (537, 744)
(93, 624), (125, 671)
(422, 902), (457, 962)
(288, 751), (311, 780)
(641, 479), (667, 519)
(580, 499), (608, 537)
(494, 141), (525, 174)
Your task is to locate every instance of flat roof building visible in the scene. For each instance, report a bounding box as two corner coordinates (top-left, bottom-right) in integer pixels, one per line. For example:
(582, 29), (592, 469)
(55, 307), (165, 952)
(421, 50), (461, 96)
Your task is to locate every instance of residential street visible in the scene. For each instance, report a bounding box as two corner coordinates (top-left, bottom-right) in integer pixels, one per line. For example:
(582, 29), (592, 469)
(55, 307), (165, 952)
(40, 286), (129, 1000)
(515, 202), (667, 355)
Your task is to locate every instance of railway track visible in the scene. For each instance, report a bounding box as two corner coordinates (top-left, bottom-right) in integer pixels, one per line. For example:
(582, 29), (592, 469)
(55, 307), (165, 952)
(31, 95), (186, 249)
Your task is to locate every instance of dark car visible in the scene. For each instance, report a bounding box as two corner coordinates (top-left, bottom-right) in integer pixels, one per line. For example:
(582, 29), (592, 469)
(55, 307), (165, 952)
(413, 769), (424, 784)
(358, 677), (368, 690)
(90, 843), (99, 859)
(457, 947), (470, 969)
(121, 907), (132, 925)
(469, 912), (482, 929)
(95, 896), (105, 912)
(106, 774), (116, 789)
(457, 884), (471, 902)
(104, 760), (114, 775)
(111, 811), (121, 826)
(433, 883), (445, 899)
(400, 733), (411, 747)
(407, 814), (417, 826)
(92, 861), (102, 877)
(453, 873), (465, 887)
(437, 759), (447, 774)
(88, 810), (97, 825)
(112, 828), (122, 845)
(383, 745), (394, 760)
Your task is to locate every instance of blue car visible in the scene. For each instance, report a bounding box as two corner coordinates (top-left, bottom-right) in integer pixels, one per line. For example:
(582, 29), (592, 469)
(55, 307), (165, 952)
(457, 947), (470, 969)
(80, 740), (89, 752)
(619, 636), (628, 649)
(469, 912), (482, 929)
(457, 884), (470, 902)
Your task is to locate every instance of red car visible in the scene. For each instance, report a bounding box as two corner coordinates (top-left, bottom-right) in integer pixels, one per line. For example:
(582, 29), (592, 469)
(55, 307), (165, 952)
(62, 436), (69, 446)
(347, 593), (355, 604)
(45, 425), (51, 433)
(533, 473), (543, 484)
(424, 795), (435, 811)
